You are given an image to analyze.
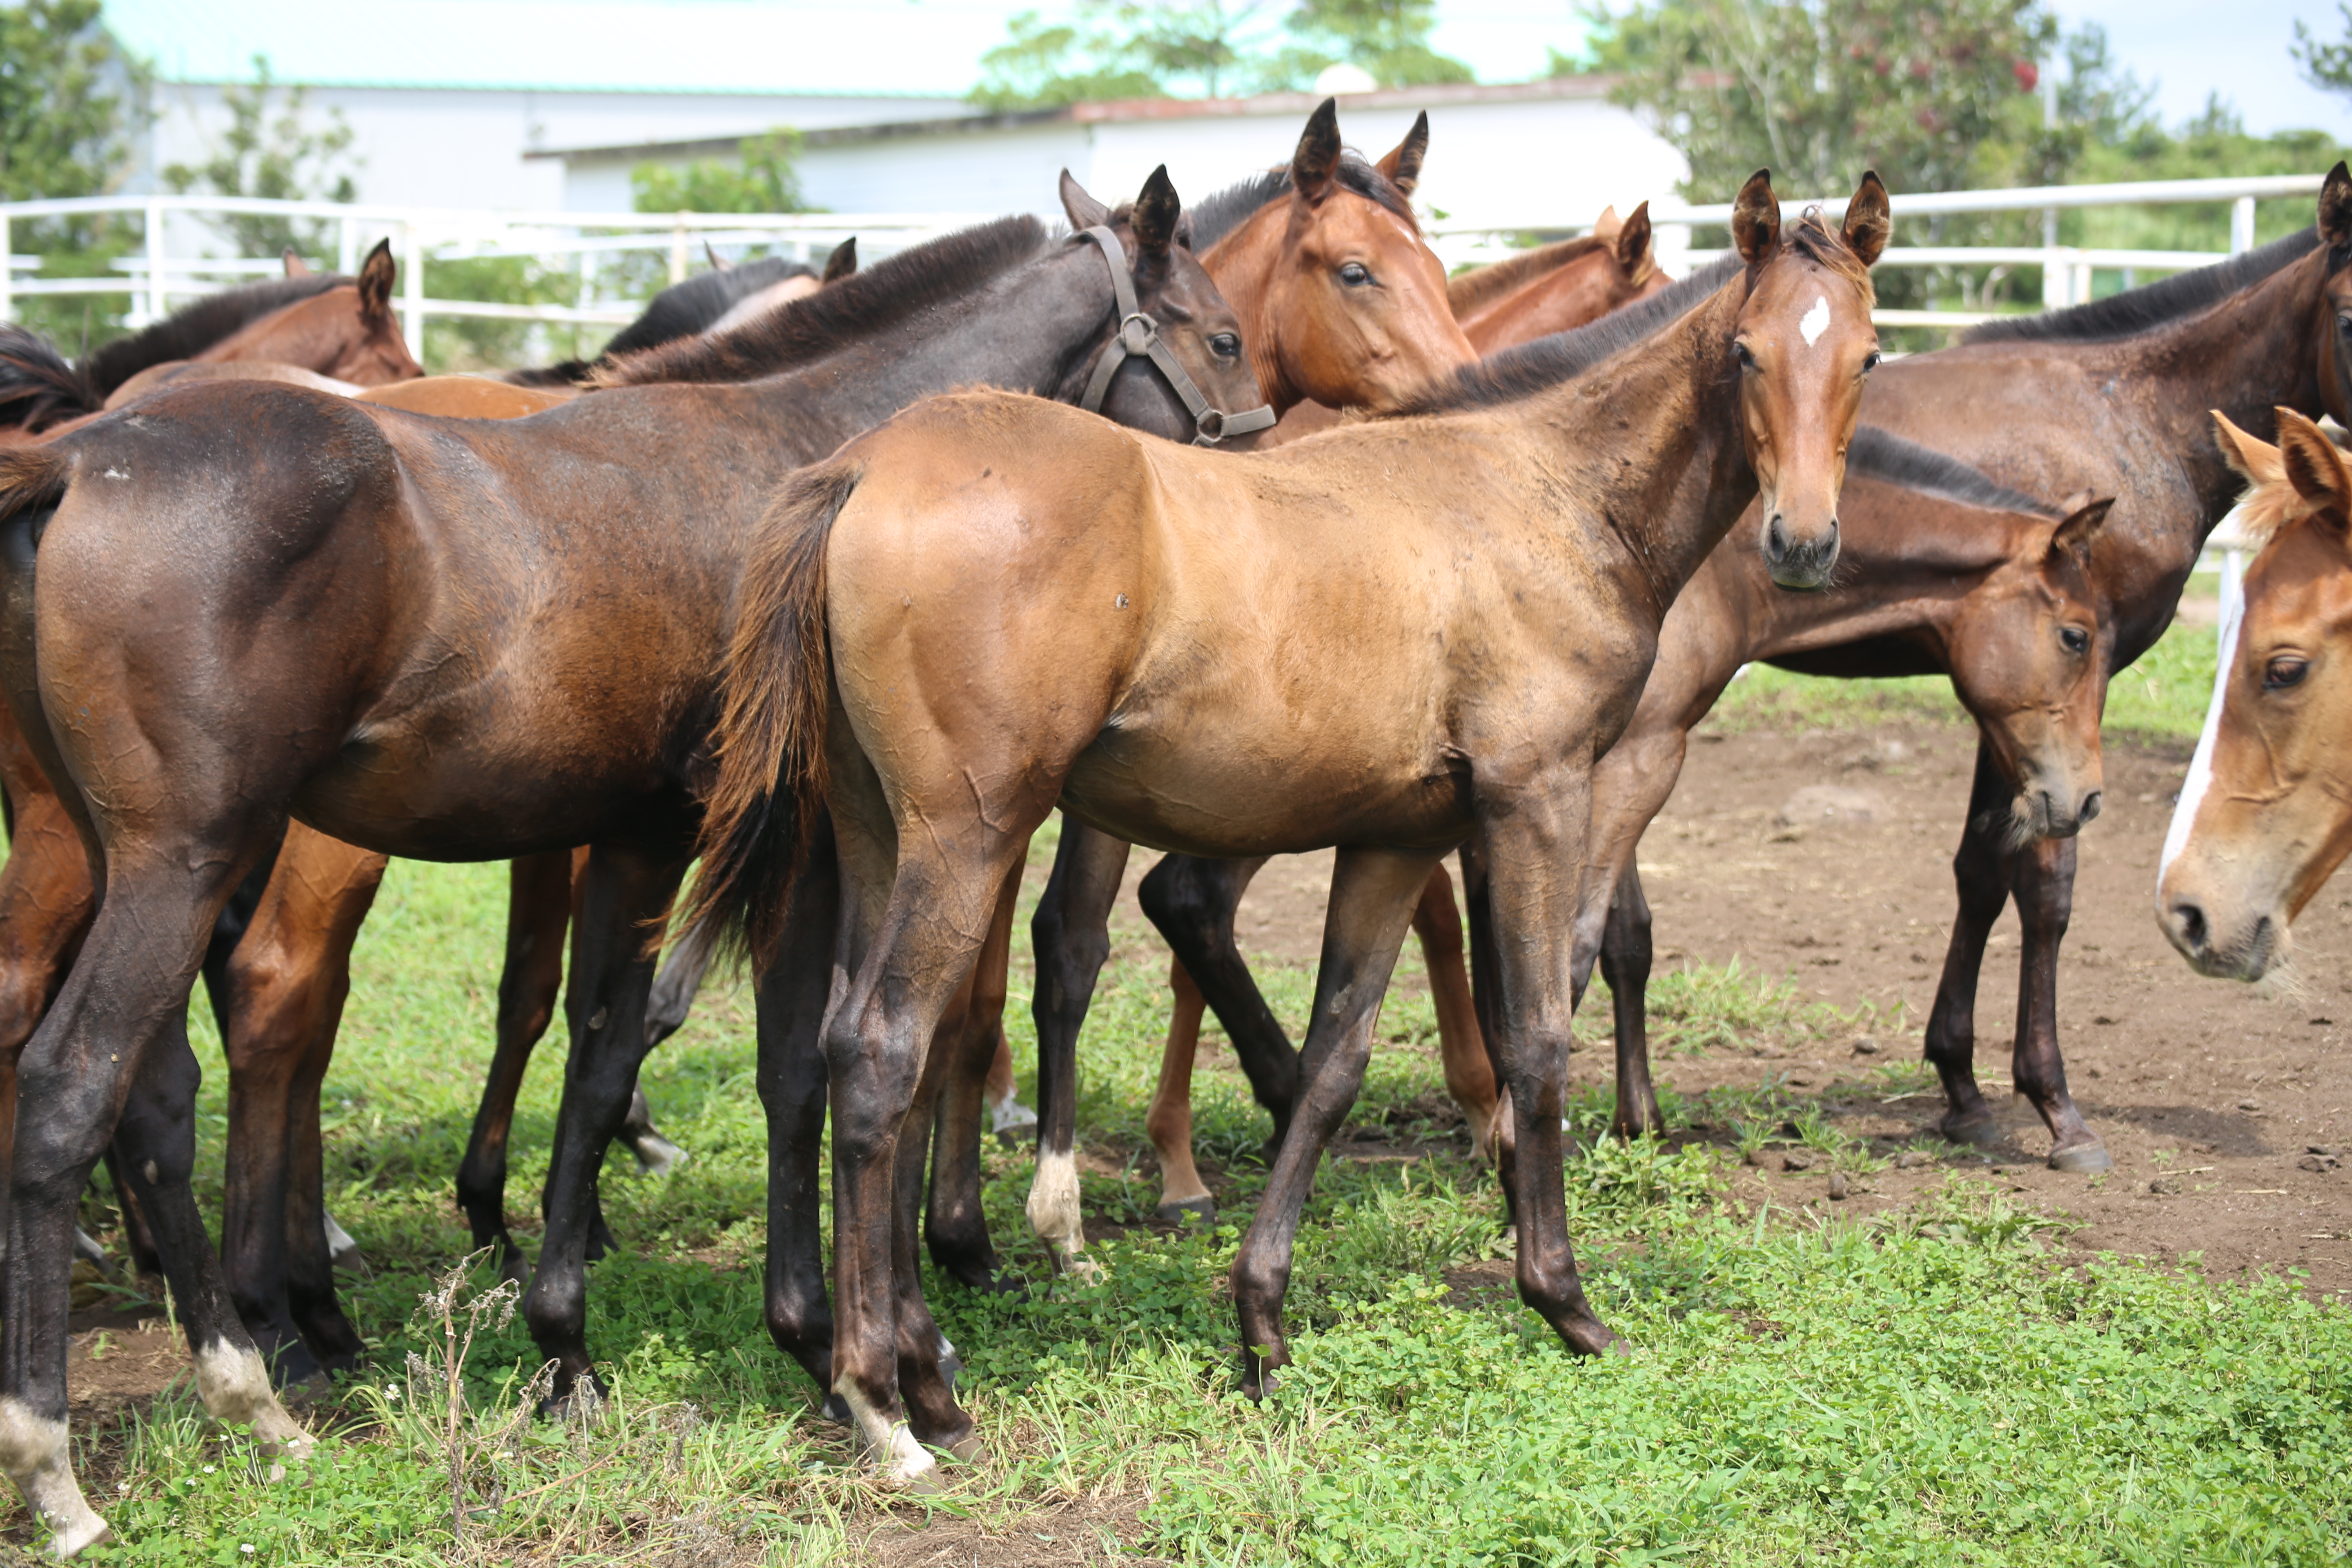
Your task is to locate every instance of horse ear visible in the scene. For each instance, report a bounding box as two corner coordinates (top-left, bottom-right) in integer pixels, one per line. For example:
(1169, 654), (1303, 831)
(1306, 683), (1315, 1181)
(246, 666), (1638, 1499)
(1731, 170), (1779, 267)
(1131, 165), (1181, 260)
(281, 248), (310, 278)
(2278, 408), (2352, 519)
(2212, 410), (2285, 488)
(822, 236), (858, 283)
(1293, 97), (1342, 206)
(2047, 497), (2114, 563)
(357, 238), (396, 324)
(1842, 171), (1891, 268)
(2322, 161), (2352, 252)
(1590, 205), (1622, 243)
(704, 239), (730, 272)
(1375, 111), (1428, 199)
(1617, 201), (1653, 275)
(1060, 168), (1113, 231)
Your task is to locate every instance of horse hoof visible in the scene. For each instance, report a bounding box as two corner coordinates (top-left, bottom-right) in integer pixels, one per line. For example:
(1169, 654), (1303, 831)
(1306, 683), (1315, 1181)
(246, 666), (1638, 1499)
(944, 1432), (988, 1466)
(499, 1250), (532, 1292)
(989, 1096), (1038, 1146)
(2048, 1140), (2112, 1174)
(820, 1393), (853, 1425)
(1155, 1197), (1216, 1225)
(1940, 1109), (2001, 1147)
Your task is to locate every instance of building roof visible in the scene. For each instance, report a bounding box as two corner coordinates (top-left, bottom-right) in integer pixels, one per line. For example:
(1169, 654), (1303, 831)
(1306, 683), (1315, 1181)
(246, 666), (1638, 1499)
(106, 0), (1007, 96)
(535, 75), (1620, 163)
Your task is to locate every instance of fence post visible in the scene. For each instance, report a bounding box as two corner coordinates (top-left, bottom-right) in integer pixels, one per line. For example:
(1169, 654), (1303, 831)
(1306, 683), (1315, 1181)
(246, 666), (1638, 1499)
(669, 218), (688, 285)
(2040, 239), (2068, 310)
(2230, 194), (2256, 256)
(401, 219), (425, 361)
(144, 198), (167, 326)
(0, 214), (12, 325)
(339, 214), (358, 275)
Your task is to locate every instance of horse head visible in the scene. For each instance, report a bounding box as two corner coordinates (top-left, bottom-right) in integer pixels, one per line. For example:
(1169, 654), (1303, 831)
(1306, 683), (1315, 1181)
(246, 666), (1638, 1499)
(2160, 408), (2352, 978)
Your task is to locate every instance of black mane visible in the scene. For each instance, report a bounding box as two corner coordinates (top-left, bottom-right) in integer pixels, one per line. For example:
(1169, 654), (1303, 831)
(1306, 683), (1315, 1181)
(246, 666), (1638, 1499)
(1399, 254), (1744, 414)
(80, 273), (349, 399)
(1960, 227), (2323, 346)
(1184, 153), (1418, 254)
(1847, 426), (2059, 517)
(600, 216), (1051, 387)
(0, 323), (97, 430)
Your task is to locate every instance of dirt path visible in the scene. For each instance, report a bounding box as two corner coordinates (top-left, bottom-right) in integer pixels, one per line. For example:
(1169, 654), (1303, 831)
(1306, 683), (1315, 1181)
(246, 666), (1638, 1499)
(1093, 721), (2352, 1299)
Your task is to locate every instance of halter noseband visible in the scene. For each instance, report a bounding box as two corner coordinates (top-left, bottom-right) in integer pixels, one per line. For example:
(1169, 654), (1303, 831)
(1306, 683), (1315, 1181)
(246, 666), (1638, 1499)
(1074, 225), (1277, 448)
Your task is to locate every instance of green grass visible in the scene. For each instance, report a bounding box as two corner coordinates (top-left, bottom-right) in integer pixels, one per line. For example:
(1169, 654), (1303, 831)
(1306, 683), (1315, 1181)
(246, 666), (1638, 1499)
(56, 819), (2352, 1565)
(1704, 615), (2218, 745)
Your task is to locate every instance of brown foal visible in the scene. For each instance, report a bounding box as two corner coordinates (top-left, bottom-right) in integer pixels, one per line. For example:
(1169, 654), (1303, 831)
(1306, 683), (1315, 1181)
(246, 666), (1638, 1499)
(686, 172), (1888, 1482)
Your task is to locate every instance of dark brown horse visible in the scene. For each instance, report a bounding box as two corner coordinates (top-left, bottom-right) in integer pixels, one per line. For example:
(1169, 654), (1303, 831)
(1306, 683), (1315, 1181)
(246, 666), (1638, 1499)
(684, 171), (1887, 1483)
(0, 172), (1267, 1554)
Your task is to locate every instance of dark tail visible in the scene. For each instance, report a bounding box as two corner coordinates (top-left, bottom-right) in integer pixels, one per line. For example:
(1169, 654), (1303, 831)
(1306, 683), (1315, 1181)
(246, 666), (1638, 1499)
(0, 445), (69, 524)
(0, 325), (97, 433)
(679, 458), (863, 962)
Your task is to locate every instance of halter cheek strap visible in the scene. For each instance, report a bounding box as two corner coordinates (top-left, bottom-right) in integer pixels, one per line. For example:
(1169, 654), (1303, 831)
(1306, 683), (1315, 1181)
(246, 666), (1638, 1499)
(1074, 225), (1278, 448)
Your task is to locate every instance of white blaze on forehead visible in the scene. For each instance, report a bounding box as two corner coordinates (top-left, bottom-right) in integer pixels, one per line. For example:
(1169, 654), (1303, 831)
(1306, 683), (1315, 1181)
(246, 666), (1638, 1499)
(1799, 294), (1832, 348)
(2161, 577), (2245, 882)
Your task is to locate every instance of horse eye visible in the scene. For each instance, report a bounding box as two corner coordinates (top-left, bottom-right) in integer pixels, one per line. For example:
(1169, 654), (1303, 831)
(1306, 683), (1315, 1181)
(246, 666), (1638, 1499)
(1209, 333), (1241, 359)
(1733, 341), (1757, 371)
(2338, 314), (2352, 334)
(2265, 656), (2311, 690)
(1338, 262), (1372, 287)
(2060, 626), (2089, 655)
(1861, 350), (1883, 373)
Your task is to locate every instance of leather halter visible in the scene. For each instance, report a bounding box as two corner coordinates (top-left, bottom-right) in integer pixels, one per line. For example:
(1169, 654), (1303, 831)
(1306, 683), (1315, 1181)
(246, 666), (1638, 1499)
(1074, 225), (1277, 447)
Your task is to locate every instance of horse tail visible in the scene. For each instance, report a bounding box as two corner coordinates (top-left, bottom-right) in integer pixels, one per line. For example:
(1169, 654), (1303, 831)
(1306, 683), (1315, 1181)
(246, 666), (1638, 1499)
(0, 325), (97, 432)
(0, 445), (69, 524)
(681, 457), (862, 962)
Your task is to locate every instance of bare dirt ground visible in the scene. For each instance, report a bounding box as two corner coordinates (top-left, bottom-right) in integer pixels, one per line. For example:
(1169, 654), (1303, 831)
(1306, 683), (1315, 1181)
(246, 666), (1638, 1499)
(1097, 721), (2352, 1302)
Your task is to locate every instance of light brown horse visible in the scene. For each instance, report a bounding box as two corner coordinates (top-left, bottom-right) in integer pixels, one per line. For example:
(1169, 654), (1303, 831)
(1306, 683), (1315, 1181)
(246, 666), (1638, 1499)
(1449, 203), (1670, 353)
(2158, 409), (2352, 976)
(686, 171), (1888, 1482)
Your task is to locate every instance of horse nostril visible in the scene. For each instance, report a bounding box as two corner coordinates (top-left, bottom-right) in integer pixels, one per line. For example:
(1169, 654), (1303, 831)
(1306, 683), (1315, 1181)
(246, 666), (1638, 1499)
(2080, 790), (2103, 824)
(2172, 899), (2209, 952)
(1765, 514), (1788, 557)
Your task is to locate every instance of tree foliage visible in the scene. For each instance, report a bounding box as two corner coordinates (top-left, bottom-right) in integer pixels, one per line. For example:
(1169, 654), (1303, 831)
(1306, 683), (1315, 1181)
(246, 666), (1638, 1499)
(969, 0), (1469, 109)
(163, 55), (359, 260)
(1579, 0), (2052, 201)
(631, 129), (811, 215)
(0, 0), (147, 344)
(2294, 4), (2352, 102)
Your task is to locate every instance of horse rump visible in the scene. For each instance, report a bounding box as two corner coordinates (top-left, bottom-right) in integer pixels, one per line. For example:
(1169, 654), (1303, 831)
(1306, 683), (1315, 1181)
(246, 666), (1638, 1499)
(679, 458), (863, 962)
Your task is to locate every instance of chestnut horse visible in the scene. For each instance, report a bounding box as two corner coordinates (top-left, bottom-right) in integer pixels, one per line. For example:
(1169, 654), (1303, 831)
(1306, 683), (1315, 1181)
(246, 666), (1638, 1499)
(0, 173), (1267, 1554)
(1448, 203), (1670, 353)
(684, 172), (1888, 1482)
(2158, 409), (2352, 976)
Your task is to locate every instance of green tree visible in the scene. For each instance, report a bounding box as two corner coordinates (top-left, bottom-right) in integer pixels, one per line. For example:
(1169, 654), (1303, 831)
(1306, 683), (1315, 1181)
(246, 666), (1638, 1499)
(1581, 0), (2053, 201)
(1284, 0), (1471, 88)
(163, 55), (358, 260)
(2294, 4), (2352, 102)
(970, 11), (1164, 111)
(972, 2), (1287, 108)
(631, 129), (811, 214)
(0, 0), (149, 345)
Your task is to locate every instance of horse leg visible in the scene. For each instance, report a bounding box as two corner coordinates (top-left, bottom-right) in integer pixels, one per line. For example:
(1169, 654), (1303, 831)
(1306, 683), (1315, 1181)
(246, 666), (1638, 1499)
(216, 824), (384, 1383)
(521, 842), (685, 1408)
(1136, 854), (1294, 1151)
(1924, 740), (2014, 1147)
(1410, 863), (1497, 1157)
(982, 1029), (1033, 1143)
(456, 849), (574, 1285)
(1144, 956), (1214, 1221)
(1598, 861), (1662, 1139)
(924, 859), (1020, 1290)
(617, 906), (721, 1177)
(1233, 848), (1440, 1396)
(1025, 818), (1131, 1274)
(0, 784), (94, 1272)
(752, 812), (850, 1421)
(2009, 835), (2109, 1171)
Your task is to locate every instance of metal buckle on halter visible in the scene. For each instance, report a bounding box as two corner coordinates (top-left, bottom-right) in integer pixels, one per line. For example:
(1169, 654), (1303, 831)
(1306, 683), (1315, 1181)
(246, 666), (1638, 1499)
(1075, 226), (1277, 448)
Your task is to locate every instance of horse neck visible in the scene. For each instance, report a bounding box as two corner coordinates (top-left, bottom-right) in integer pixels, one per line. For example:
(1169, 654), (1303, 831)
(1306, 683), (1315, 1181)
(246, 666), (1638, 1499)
(1744, 506), (2029, 658)
(1532, 279), (1754, 618)
(196, 291), (352, 371)
(1202, 205), (1302, 415)
(726, 243), (1121, 452)
(1466, 256), (1624, 352)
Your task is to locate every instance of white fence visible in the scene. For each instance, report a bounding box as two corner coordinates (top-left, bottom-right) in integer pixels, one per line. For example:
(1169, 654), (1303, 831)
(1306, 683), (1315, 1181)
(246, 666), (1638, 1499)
(0, 173), (2327, 361)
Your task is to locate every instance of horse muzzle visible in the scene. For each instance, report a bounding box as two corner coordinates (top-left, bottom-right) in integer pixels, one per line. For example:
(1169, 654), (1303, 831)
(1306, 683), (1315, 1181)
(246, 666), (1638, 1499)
(1762, 510), (1839, 590)
(2159, 892), (2281, 981)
